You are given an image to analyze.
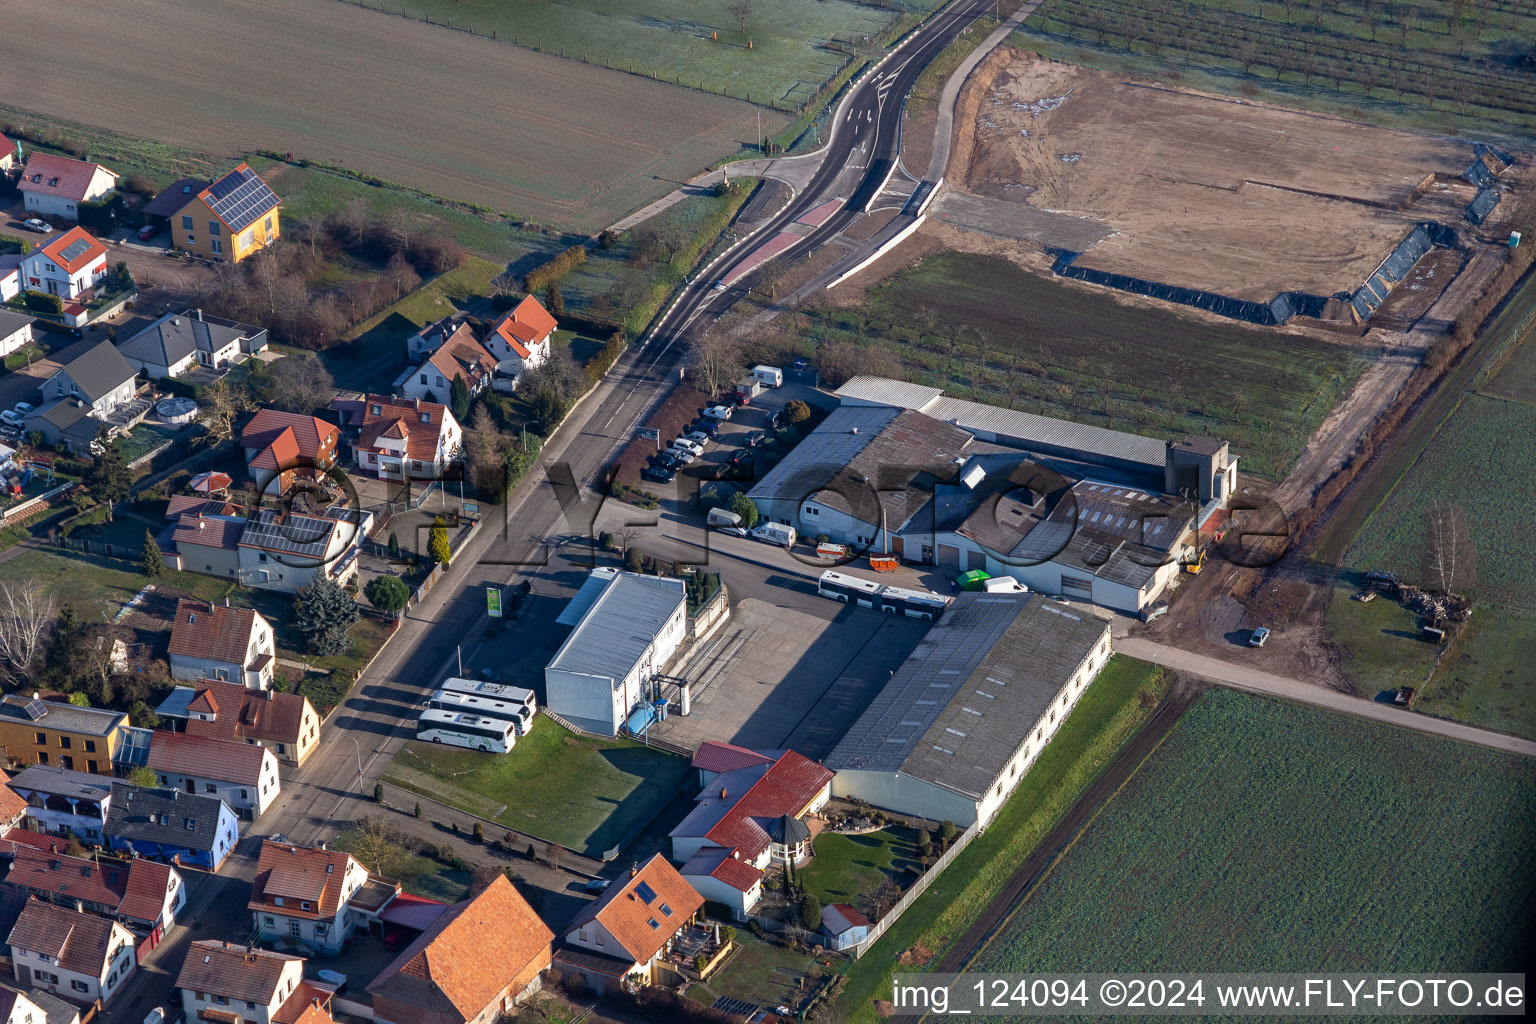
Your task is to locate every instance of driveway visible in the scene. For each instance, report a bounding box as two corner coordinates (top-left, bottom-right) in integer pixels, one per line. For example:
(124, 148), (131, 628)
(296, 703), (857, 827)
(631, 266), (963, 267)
(1114, 636), (1536, 757)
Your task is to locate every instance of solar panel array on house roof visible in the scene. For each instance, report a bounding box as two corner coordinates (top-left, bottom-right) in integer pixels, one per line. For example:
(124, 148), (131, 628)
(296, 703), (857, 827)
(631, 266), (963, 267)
(59, 238), (93, 264)
(205, 166), (280, 232)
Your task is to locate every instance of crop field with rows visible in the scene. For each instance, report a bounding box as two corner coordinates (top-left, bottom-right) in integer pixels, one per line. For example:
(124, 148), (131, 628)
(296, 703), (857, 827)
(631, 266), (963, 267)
(970, 690), (1536, 981)
(1015, 0), (1536, 139)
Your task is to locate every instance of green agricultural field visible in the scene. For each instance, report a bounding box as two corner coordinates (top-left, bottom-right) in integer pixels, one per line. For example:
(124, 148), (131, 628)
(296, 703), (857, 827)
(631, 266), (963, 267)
(383, 720), (691, 857)
(1416, 605), (1536, 739)
(814, 252), (1369, 480)
(1343, 392), (1536, 609)
(1482, 322), (1536, 404)
(970, 690), (1536, 985)
(339, 0), (941, 110)
(1013, 0), (1536, 141)
(1324, 584), (1442, 696)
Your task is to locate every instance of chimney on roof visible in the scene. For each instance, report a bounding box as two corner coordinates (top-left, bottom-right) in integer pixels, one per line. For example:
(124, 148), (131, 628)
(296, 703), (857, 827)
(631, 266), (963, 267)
(719, 787), (727, 800)
(630, 862), (638, 879)
(74, 899), (84, 914)
(413, 397), (421, 411)
(195, 309), (204, 321)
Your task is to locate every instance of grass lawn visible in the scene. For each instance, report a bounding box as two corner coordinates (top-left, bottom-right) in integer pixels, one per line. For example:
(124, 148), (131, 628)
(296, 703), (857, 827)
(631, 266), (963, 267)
(833, 656), (1169, 1023)
(330, 829), (472, 904)
(1415, 604), (1536, 741)
(116, 423), (184, 466)
(1324, 584), (1441, 698)
(2, 342), (47, 372)
(969, 689), (1535, 974)
(228, 588), (392, 712)
(687, 932), (817, 1010)
(0, 549), (233, 622)
(371, 0), (941, 110)
(799, 827), (919, 911)
(383, 720), (690, 857)
(808, 252), (1370, 480)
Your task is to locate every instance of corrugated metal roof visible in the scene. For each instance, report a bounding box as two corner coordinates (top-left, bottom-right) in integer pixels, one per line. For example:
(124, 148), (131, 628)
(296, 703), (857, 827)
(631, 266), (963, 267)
(835, 375), (945, 411)
(547, 572), (686, 685)
(748, 405), (899, 502)
(825, 593), (1108, 799)
(928, 396), (1166, 468)
(556, 567), (620, 626)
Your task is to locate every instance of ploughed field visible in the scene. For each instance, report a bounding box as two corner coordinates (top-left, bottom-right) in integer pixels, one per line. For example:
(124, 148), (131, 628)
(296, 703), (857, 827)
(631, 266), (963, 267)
(0, 0), (785, 231)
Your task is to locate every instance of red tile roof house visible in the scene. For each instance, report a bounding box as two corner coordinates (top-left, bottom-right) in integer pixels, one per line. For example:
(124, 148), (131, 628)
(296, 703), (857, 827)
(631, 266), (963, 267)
(347, 394), (462, 482)
(369, 873), (552, 1024)
(248, 840), (399, 956)
(175, 680), (322, 767)
(169, 512), (246, 581)
(2, 846), (185, 943)
(175, 939), (336, 1024)
(555, 854), (704, 994)
(0, 133), (16, 174)
(19, 226), (109, 304)
(6, 899), (137, 1006)
(486, 296), (556, 376)
(17, 153), (118, 221)
(167, 598), (276, 690)
(669, 744), (833, 920)
(240, 408), (341, 497)
(396, 333), (498, 405)
(0, 983), (82, 1024)
(147, 732), (281, 818)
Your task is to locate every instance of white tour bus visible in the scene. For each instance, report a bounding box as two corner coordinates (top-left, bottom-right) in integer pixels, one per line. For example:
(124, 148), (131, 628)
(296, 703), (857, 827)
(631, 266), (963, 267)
(817, 570), (883, 608)
(425, 689), (534, 736)
(415, 709), (515, 752)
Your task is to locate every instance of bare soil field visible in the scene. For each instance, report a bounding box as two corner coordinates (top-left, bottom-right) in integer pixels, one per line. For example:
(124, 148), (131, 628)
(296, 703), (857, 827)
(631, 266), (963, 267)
(0, 0), (785, 232)
(949, 56), (1526, 302)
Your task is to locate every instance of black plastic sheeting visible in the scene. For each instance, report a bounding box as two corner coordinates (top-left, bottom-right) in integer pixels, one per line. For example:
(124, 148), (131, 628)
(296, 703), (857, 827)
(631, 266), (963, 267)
(1474, 142), (1515, 172)
(1049, 220), (1457, 326)
(1462, 156), (1498, 188)
(1349, 222), (1458, 320)
(1467, 188), (1502, 225)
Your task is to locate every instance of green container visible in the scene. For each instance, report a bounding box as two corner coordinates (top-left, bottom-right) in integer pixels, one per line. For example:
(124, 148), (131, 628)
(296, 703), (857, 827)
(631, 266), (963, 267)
(958, 569), (991, 591)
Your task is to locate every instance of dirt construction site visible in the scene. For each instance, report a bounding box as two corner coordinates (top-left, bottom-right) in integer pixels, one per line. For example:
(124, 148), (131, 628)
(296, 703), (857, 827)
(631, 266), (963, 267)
(934, 55), (1529, 313)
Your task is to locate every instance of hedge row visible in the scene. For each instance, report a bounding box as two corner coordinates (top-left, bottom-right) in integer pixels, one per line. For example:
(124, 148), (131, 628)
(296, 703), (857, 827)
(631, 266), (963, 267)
(523, 244), (586, 293)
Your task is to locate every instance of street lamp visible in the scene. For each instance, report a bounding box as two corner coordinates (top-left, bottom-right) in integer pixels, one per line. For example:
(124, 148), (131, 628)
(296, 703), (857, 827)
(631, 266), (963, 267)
(348, 734), (363, 790)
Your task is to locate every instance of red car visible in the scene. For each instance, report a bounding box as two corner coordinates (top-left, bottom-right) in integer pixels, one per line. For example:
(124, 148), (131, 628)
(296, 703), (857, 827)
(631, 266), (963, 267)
(137, 223), (159, 242)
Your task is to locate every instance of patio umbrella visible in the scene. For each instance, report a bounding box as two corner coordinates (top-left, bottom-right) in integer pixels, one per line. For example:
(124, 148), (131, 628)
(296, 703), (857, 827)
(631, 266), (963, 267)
(189, 471), (233, 493)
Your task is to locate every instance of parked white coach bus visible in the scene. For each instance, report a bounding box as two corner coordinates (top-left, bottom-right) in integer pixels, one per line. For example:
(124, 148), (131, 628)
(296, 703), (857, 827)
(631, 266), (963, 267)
(425, 689), (534, 736)
(415, 710), (515, 752)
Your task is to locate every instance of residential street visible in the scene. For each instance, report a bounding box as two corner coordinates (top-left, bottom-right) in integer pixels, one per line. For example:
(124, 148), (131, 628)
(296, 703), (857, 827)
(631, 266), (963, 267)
(1114, 637), (1536, 757)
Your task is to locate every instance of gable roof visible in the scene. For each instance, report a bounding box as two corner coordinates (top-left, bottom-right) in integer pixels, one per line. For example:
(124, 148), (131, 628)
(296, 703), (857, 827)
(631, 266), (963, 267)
(697, 751), (833, 861)
(489, 296), (556, 358)
(175, 940), (300, 1005)
(678, 846), (761, 895)
(103, 784), (231, 853)
(18, 153), (117, 202)
(116, 859), (176, 924)
(236, 508), (341, 559)
(565, 853), (702, 965)
(821, 902), (870, 935)
(142, 177), (211, 219)
(7, 900), (124, 975)
(5, 847), (130, 911)
(147, 731), (272, 787)
(117, 311), (249, 369)
(0, 775), (30, 825)
(357, 394), (456, 463)
(183, 681), (313, 747)
(692, 741), (775, 776)
(0, 983), (79, 1024)
(241, 408), (338, 465)
(249, 841), (363, 921)
(31, 226), (108, 275)
(52, 340), (136, 403)
(368, 874), (552, 1023)
(172, 513), (244, 551)
(196, 163), (282, 233)
(167, 598), (265, 667)
(426, 336), (497, 388)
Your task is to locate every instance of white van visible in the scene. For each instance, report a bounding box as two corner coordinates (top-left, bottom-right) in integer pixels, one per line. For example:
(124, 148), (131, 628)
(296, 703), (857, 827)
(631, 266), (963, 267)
(751, 522), (796, 547)
(752, 365), (784, 387)
(706, 507), (746, 535)
(982, 576), (1028, 593)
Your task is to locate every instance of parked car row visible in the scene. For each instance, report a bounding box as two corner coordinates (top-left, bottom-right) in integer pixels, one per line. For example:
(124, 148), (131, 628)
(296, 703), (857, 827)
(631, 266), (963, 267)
(0, 402), (34, 428)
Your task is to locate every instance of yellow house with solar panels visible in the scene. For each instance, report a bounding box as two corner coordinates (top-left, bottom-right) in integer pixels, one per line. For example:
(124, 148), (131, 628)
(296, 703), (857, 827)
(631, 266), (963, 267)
(170, 163), (281, 263)
(0, 695), (130, 774)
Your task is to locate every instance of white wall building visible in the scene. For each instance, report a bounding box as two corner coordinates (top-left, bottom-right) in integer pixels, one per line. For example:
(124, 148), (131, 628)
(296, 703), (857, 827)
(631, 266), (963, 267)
(825, 591), (1112, 828)
(545, 570), (687, 736)
(7, 902), (137, 1006)
(17, 154), (118, 220)
(147, 732), (281, 818)
(19, 227), (109, 303)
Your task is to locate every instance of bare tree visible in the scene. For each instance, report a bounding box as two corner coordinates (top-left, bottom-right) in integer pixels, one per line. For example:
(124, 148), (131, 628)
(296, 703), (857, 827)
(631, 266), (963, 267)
(350, 816), (410, 878)
(1422, 502), (1476, 596)
(463, 406), (509, 496)
(0, 579), (56, 680)
(729, 0), (752, 32)
(691, 331), (740, 395)
(615, 526), (640, 556)
(198, 378), (248, 448)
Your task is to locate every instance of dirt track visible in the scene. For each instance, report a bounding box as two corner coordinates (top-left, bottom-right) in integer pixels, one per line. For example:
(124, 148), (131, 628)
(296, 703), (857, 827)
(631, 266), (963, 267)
(0, 0), (782, 231)
(950, 57), (1520, 301)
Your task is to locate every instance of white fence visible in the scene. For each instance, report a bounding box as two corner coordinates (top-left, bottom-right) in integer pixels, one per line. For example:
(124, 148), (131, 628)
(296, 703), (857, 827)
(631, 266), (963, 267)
(850, 822), (979, 958)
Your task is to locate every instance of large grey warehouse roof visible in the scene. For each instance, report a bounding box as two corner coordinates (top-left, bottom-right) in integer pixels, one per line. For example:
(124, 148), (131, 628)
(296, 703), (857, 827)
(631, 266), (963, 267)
(547, 572), (686, 685)
(835, 375), (946, 411)
(927, 396), (1167, 469)
(747, 405), (899, 503)
(825, 593), (1108, 800)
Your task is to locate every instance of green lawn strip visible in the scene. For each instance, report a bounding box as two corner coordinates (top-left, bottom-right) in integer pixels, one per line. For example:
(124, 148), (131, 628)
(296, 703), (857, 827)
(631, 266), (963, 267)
(833, 656), (1169, 1023)
(799, 827), (919, 910)
(1415, 603), (1536, 742)
(970, 689), (1536, 974)
(1342, 392), (1536, 610)
(1324, 584), (1442, 697)
(691, 932), (817, 1008)
(0, 549), (234, 622)
(382, 721), (690, 857)
(330, 830), (472, 904)
(820, 251), (1366, 480)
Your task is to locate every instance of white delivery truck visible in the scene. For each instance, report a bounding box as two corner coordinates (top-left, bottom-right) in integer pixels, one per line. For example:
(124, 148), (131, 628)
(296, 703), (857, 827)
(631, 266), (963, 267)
(752, 365), (784, 388)
(751, 522), (797, 547)
(706, 507), (747, 535)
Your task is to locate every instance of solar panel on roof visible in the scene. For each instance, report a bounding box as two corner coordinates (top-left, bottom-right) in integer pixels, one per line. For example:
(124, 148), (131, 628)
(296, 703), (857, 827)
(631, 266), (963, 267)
(205, 168), (280, 232)
(635, 881), (657, 904)
(60, 239), (92, 263)
(21, 699), (47, 721)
